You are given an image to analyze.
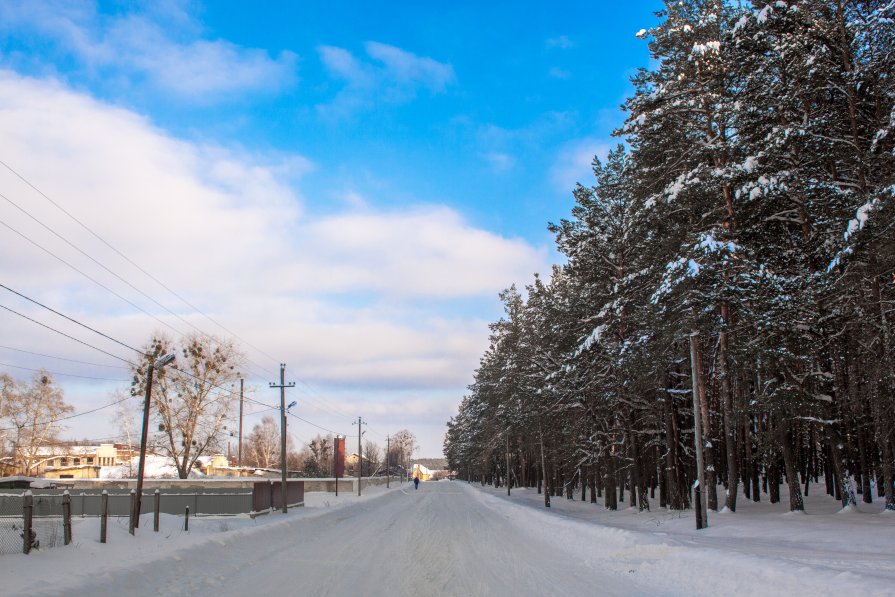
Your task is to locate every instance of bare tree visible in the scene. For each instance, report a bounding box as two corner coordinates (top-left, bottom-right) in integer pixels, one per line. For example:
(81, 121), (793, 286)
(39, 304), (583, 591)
(301, 434), (332, 477)
(246, 416), (281, 468)
(0, 373), (17, 458)
(392, 429), (418, 472)
(4, 372), (74, 474)
(131, 332), (244, 479)
(286, 445), (305, 471)
(363, 439), (381, 474)
(111, 389), (139, 476)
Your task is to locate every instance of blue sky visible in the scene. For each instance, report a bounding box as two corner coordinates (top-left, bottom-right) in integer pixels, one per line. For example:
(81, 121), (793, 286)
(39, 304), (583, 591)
(0, 1), (661, 456)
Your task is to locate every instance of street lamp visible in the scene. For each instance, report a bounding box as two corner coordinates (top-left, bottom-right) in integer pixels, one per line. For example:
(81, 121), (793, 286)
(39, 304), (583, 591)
(131, 352), (175, 534)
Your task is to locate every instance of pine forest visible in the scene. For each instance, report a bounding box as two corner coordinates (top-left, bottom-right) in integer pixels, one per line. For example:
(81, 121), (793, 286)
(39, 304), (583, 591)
(444, 0), (895, 514)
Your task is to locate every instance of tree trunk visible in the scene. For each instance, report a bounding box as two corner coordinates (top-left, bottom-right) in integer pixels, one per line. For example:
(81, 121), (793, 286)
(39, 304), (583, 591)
(589, 467), (598, 503)
(539, 421), (550, 508)
(780, 420), (805, 512)
(604, 455), (617, 510)
(719, 304), (738, 512)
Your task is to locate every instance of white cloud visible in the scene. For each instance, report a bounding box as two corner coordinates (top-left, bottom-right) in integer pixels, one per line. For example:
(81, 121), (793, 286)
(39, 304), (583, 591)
(318, 45), (372, 87)
(0, 72), (545, 437)
(550, 137), (612, 192)
(482, 152), (516, 172)
(293, 207), (544, 297)
(317, 42), (455, 115)
(546, 35), (575, 49)
(364, 42), (456, 93)
(108, 17), (298, 99)
(0, 1), (297, 99)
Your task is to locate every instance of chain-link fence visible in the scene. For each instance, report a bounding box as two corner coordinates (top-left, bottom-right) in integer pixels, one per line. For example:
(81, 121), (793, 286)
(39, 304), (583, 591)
(0, 493), (66, 555)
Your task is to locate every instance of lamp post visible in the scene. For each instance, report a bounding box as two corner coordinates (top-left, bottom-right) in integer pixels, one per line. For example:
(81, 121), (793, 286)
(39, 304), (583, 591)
(132, 352), (175, 533)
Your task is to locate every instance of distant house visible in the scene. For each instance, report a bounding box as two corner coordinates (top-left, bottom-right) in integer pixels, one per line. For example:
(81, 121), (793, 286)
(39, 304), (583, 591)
(201, 453), (255, 478)
(12, 443), (138, 477)
(0, 457), (17, 477)
(346, 452), (374, 475)
(410, 463), (432, 481)
(43, 465), (103, 480)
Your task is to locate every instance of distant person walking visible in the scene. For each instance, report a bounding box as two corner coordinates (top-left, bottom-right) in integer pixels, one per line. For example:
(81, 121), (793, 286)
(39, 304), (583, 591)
(413, 475), (420, 490)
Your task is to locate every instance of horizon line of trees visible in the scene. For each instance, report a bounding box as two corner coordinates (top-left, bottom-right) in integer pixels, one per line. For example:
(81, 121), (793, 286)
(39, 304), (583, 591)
(240, 419), (419, 478)
(445, 0), (895, 513)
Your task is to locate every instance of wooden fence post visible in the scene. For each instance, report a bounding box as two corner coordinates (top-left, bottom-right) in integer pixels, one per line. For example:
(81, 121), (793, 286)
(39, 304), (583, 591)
(62, 491), (72, 546)
(23, 490), (33, 554)
(100, 490), (108, 544)
(153, 489), (160, 532)
(184, 505), (190, 531)
(128, 489), (136, 535)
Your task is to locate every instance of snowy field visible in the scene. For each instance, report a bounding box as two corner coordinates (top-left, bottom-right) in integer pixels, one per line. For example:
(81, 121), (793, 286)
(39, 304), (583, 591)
(1, 480), (893, 596)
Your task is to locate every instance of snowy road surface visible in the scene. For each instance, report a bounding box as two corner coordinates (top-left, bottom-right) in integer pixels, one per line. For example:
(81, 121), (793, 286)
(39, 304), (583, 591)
(57, 481), (641, 597)
(9, 479), (894, 596)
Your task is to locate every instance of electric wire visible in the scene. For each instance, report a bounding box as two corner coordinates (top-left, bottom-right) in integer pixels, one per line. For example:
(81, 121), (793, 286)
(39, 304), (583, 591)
(0, 344), (129, 369)
(0, 302), (134, 364)
(0, 189), (211, 339)
(0, 392), (133, 433)
(0, 207), (316, 412)
(0, 219), (188, 339)
(0, 360), (130, 382)
(0, 158), (288, 380)
(0, 164), (373, 445)
(1, 283), (144, 356)
(4, 181), (288, 387)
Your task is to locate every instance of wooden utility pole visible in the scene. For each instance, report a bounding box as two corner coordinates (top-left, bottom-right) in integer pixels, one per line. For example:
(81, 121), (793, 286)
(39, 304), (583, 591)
(237, 378), (244, 468)
(133, 362), (155, 533)
(689, 332), (708, 529)
(134, 352), (174, 532)
(270, 364), (294, 513)
(386, 435), (390, 489)
(354, 417), (366, 496)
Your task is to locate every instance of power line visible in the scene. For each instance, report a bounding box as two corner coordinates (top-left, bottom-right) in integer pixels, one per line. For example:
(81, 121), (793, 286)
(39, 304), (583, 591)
(0, 158), (286, 380)
(0, 393), (133, 433)
(0, 209), (277, 386)
(0, 219), (188, 339)
(1, 201), (301, 401)
(0, 360), (130, 382)
(0, 189), (211, 339)
(1, 283), (144, 356)
(3, 185), (284, 386)
(0, 302), (134, 364)
(0, 161), (352, 441)
(0, 344), (129, 369)
(287, 410), (343, 436)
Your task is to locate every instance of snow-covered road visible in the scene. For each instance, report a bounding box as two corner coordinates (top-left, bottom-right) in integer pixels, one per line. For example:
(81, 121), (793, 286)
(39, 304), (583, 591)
(8, 479), (894, 596)
(58, 482), (640, 597)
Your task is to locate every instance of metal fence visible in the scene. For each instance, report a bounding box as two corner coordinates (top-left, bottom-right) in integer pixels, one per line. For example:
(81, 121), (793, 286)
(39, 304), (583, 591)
(0, 489), (253, 556)
(30, 489), (255, 517)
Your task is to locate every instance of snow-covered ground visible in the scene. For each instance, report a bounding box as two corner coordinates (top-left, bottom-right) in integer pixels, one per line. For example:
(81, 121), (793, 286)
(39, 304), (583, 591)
(2, 480), (893, 596)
